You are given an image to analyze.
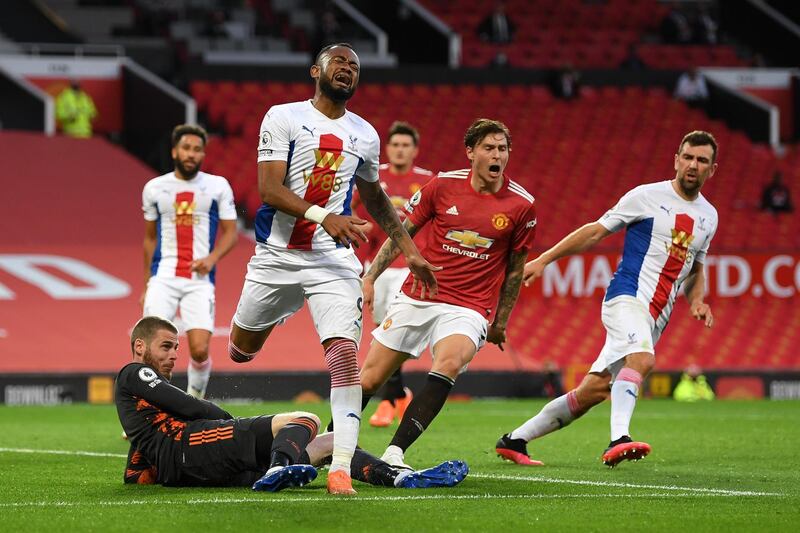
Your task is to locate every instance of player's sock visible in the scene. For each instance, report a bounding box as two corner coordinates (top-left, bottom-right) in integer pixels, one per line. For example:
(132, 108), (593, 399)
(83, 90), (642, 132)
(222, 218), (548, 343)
(228, 340), (257, 363)
(351, 447), (397, 487)
(610, 368), (642, 441)
(389, 371), (454, 452)
(325, 393), (372, 432)
(325, 339), (361, 475)
(508, 389), (584, 442)
(269, 416), (319, 468)
(187, 357), (212, 399)
(381, 368), (406, 404)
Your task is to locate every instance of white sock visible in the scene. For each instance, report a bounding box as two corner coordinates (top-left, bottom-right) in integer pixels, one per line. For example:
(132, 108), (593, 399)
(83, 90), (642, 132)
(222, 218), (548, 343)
(509, 389), (582, 442)
(609, 368), (643, 441)
(187, 357), (212, 399)
(329, 384), (361, 474)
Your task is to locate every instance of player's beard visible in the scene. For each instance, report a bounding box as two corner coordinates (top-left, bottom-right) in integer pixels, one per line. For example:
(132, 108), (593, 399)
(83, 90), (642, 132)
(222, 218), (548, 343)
(174, 157), (201, 180)
(319, 74), (355, 102)
(143, 348), (173, 381)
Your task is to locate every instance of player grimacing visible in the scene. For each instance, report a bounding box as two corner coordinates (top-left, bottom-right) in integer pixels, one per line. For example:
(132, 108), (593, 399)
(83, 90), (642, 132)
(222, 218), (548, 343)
(359, 119), (537, 469)
(496, 130), (718, 467)
(226, 43), (438, 495)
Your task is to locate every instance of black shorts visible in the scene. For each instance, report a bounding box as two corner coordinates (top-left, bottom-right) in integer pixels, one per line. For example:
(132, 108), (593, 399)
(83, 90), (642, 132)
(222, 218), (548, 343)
(170, 415), (274, 487)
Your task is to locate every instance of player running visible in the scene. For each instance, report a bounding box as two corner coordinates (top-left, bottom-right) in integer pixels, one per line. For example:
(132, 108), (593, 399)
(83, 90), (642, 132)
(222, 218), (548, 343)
(227, 43), (438, 495)
(117, 316), (468, 491)
(359, 119), (537, 469)
(354, 121), (434, 427)
(141, 124), (238, 399)
(496, 130), (718, 467)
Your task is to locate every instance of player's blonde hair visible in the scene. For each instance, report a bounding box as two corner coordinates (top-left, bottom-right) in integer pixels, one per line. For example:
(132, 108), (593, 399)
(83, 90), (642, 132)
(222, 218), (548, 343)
(130, 316), (177, 355)
(464, 119), (512, 150)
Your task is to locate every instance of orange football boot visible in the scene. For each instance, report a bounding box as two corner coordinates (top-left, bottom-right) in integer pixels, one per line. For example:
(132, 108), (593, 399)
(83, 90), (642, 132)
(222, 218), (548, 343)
(327, 470), (357, 495)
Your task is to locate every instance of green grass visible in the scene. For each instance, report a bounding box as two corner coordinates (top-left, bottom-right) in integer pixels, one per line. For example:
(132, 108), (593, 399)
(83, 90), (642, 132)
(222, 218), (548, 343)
(1, 399), (798, 532)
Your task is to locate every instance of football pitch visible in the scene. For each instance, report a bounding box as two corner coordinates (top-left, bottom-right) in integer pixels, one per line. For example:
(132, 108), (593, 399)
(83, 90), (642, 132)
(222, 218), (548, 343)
(1, 399), (797, 532)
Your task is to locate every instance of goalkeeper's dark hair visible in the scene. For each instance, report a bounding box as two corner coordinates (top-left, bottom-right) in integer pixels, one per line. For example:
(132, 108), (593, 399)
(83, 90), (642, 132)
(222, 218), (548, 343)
(464, 118), (512, 150)
(679, 130), (718, 163)
(130, 316), (178, 355)
(171, 124), (208, 147)
(315, 42), (356, 65)
(387, 121), (420, 146)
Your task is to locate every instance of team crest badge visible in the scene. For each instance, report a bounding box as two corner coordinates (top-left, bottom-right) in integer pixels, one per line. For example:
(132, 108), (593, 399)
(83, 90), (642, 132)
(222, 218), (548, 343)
(491, 213), (510, 230)
(382, 319), (392, 330)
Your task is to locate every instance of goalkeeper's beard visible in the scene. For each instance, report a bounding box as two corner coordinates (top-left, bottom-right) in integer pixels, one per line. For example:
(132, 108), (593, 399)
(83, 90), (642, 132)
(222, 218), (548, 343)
(143, 348), (173, 381)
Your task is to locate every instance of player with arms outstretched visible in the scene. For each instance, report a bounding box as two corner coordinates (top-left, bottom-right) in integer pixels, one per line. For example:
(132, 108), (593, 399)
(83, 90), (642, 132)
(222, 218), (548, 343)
(496, 130), (718, 467)
(227, 43), (438, 495)
(141, 124), (238, 399)
(360, 119), (537, 469)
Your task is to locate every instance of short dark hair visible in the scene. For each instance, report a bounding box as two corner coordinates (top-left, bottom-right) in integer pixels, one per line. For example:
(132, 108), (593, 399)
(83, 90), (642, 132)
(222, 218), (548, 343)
(679, 130), (717, 163)
(464, 118), (512, 150)
(315, 42), (356, 65)
(387, 121), (419, 146)
(171, 124), (208, 148)
(130, 316), (177, 355)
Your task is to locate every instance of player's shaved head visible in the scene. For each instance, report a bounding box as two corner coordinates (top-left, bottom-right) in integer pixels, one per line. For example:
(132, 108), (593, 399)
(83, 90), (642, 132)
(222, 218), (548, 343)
(464, 119), (512, 150)
(315, 42), (357, 66)
(679, 130), (717, 163)
(130, 316), (178, 356)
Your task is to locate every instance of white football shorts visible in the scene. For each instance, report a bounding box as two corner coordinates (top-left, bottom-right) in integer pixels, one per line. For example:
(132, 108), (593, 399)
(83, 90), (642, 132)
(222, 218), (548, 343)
(143, 277), (215, 332)
(590, 295), (663, 376)
(233, 246), (364, 345)
(371, 293), (488, 374)
(371, 267), (409, 324)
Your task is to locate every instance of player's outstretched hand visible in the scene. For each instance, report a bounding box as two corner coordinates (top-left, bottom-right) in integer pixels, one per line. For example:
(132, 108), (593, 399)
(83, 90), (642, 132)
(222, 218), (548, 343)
(321, 213), (369, 249)
(487, 324), (506, 351)
(362, 276), (376, 313)
(691, 300), (714, 328)
(522, 257), (547, 287)
(191, 256), (216, 275)
(407, 255), (442, 299)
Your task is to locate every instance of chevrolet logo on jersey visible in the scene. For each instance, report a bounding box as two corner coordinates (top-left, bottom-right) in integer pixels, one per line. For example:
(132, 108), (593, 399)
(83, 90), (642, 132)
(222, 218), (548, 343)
(314, 149), (345, 171)
(445, 230), (494, 249)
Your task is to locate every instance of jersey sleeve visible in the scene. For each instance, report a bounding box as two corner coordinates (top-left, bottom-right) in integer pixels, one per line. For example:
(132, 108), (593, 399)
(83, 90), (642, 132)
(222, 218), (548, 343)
(124, 444), (157, 485)
(597, 187), (646, 233)
(694, 213), (717, 265)
(118, 363), (233, 421)
(354, 126), (380, 183)
(257, 106), (294, 163)
(217, 178), (237, 220)
(511, 201), (537, 253)
(403, 176), (438, 227)
(142, 182), (159, 222)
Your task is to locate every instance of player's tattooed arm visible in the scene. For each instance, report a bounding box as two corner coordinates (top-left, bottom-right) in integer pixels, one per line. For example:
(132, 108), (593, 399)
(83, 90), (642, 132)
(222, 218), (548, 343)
(365, 219), (420, 282)
(488, 250), (529, 349)
(357, 178), (441, 296)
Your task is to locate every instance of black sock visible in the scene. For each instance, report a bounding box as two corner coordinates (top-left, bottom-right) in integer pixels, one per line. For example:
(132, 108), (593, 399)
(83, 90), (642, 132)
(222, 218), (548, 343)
(269, 416), (318, 469)
(380, 367), (406, 404)
(326, 394), (373, 432)
(351, 447), (397, 487)
(389, 372), (454, 452)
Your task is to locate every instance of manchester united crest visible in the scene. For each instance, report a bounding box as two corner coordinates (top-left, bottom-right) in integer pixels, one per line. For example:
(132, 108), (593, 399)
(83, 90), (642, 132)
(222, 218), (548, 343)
(491, 213), (510, 230)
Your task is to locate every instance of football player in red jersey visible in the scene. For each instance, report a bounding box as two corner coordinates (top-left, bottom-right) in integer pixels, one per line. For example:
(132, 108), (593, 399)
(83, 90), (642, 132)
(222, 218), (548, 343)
(358, 119), (538, 468)
(353, 121), (434, 428)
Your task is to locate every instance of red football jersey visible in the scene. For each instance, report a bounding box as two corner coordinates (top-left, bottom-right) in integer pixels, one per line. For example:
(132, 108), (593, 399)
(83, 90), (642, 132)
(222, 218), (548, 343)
(354, 163), (434, 266)
(400, 168), (537, 318)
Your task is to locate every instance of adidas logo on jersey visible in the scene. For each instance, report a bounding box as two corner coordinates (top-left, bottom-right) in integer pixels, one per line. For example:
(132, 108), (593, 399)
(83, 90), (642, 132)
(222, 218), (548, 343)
(446, 205), (459, 215)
